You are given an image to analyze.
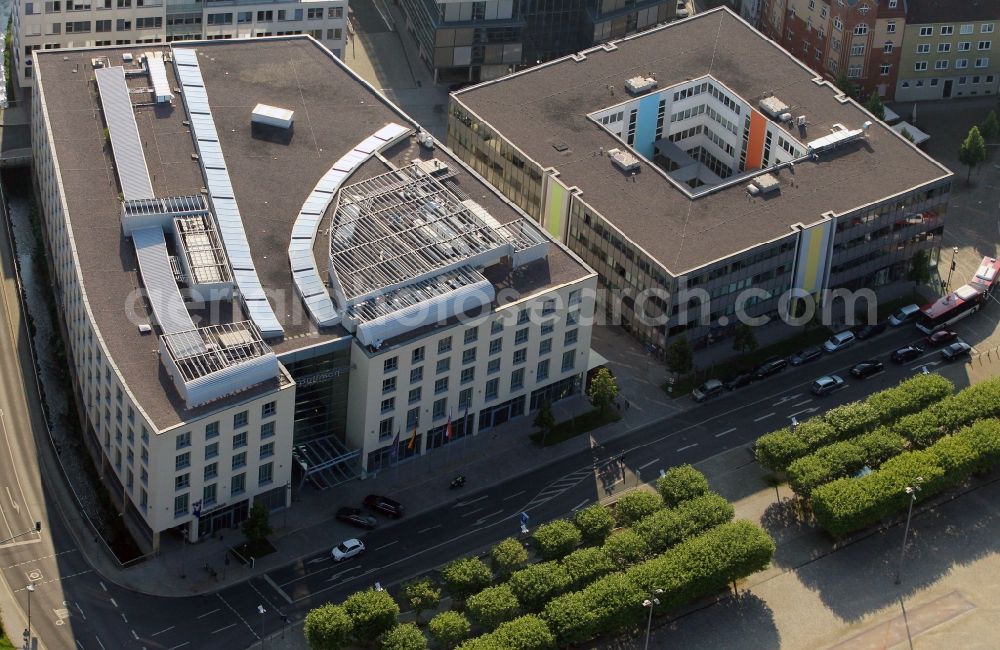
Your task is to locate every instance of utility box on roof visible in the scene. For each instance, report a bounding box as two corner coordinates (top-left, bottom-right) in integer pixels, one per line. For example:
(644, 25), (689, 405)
(251, 103), (294, 129)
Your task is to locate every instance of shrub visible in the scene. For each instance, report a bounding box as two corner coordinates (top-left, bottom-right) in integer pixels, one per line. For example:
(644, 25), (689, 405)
(655, 464), (710, 507)
(428, 611), (471, 649)
(613, 490), (664, 526)
(601, 529), (649, 568)
(559, 546), (615, 590)
(304, 604), (352, 650)
(343, 589), (400, 645)
(539, 590), (599, 645)
(491, 538), (528, 579)
(466, 583), (521, 630)
(755, 420), (835, 472)
(442, 557), (493, 601)
(531, 520), (581, 560)
(489, 615), (556, 650)
(508, 562), (572, 612)
(573, 504), (615, 545)
(381, 623), (428, 650)
(633, 493), (734, 554)
(897, 377), (1000, 448)
(401, 578), (441, 623)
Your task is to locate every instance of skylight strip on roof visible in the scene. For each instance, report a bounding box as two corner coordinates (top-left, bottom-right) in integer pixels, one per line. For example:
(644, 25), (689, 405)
(94, 66), (155, 201)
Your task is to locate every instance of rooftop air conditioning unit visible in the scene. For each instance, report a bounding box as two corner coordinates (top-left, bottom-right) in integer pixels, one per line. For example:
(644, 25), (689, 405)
(797, 115), (807, 126)
(625, 76), (657, 95)
(608, 148), (641, 173)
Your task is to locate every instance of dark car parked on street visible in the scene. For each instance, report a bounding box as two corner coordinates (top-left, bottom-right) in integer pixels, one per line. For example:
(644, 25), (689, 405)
(723, 372), (754, 390)
(364, 494), (405, 518)
(753, 357), (788, 379)
(941, 341), (972, 361)
(891, 344), (924, 364)
(853, 321), (887, 340)
(850, 359), (885, 378)
(336, 507), (377, 530)
(788, 346), (822, 366)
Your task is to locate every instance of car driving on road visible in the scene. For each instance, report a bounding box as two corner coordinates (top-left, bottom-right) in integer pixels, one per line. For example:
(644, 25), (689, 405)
(336, 507), (377, 530)
(364, 494), (405, 518)
(331, 538), (365, 562)
(925, 330), (958, 347)
(811, 374), (845, 396)
(941, 341), (972, 361)
(891, 344), (924, 364)
(850, 359), (884, 379)
(823, 330), (856, 353)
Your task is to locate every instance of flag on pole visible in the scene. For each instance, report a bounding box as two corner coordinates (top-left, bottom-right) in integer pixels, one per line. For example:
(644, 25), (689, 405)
(389, 430), (400, 463)
(407, 421), (417, 450)
(446, 414), (454, 441)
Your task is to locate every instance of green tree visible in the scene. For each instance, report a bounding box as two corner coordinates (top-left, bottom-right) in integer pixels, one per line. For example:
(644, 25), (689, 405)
(304, 604), (353, 650)
(466, 583), (521, 630)
(242, 502), (272, 544)
(731, 323), (758, 354)
(490, 615), (557, 650)
(572, 503), (615, 545)
(900, 127), (915, 143)
(600, 529), (649, 568)
(428, 611), (471, 649)
(982, 110), (1000, 140)
(586, 368), (618, 415)
(864, 92), (885, 120)
(559, 547), (616, 590)
(491, 537), (529, 579)
(958, 125), (987, 183)
(907, 250), (932, 287)
(655, 464), (710, 507)
(509, 562), (572, 612)
(533, 400), (555, 443)
(612, 490), (663, 526)
(343, 589), (401, 645)
(381, 623), (428, 650)
(531, 519), (581, 560)
(401, 578), (440, 624)
(441, 557), (493, 601)
(664, 337), (693, 376)
(833, 73), (858, 98)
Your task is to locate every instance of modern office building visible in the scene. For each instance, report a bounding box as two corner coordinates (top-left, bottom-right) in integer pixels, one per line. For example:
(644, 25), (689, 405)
(448, 7), (952, 355)
(397, 0), (677, 83)
(32, 36), (594, 549)
(894, 0), (998, 101)
(11, 0), (348, 87)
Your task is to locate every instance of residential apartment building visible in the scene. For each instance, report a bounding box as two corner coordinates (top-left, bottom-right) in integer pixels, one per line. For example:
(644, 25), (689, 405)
(32, 36), (594, 548)
(397, 0), (676, 83)
(449, 7), (952, 355)
(11, 0), (348, 86)
(895, 1), (998, 101)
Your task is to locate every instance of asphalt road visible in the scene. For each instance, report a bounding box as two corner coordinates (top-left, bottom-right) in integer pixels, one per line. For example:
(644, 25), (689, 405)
(0, 184), (987, 650)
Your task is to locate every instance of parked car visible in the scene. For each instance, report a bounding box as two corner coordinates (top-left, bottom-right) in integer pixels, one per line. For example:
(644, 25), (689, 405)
(811, 374), (845, 396)
(788, 346), (822, 366)
(676, 3), (689, 17)
(891, 344), (924, 364)
(364, 494), (405, 518)
(336, 507), (377, 530)
(888, 304), (921, 327)
(823, 330), (856, 353)
(752, 357), (788, 379)
(692, 379), (725, 402)
(941, 341), (972, 361)
(850, 359), (884, 379)
(926, 330), (958, 347)
(853, 321), (887, 340)
(331, 538), (366, 562)
(723, 372), (754, 390)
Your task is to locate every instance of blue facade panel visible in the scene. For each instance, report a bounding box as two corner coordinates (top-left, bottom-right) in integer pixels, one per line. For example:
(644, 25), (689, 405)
(634, 93), (662, 159)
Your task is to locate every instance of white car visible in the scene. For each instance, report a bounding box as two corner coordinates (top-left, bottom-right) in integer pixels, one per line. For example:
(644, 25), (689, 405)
(888, 304), (921, 326)
(823, 330), (856, 353)
(676, 1), (689, 17)
(331, 538), (365, 562)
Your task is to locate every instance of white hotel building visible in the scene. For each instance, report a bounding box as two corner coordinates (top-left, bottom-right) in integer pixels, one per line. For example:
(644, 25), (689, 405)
(11, 0), (348, 87)
(31, 37), (595, 550)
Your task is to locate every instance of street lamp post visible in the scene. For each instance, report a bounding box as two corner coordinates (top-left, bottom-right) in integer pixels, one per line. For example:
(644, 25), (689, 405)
(945, 247), (959, 292)
(894, 477), (923, 585)
(23, 583), (34, 650)
(643, 589), (663, 650)
(257, 604), (267, 648)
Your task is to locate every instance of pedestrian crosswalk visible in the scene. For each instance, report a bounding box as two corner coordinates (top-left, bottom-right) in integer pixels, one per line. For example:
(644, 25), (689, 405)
(522, 467), (593, 510)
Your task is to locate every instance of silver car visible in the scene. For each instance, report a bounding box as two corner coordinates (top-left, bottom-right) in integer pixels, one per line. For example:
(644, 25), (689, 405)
(823, 330), (856, 353)
(331, 538), (366, 562)
(811, 374), (845, 396)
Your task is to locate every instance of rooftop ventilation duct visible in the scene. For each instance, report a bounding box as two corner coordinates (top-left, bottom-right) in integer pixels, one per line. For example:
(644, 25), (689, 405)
(751, 173), (780, 195)
(625, 76), (657, 95)
(758, 96), (790, 119)
(608, 148), (641, 173)
(251, 103), (294, 130)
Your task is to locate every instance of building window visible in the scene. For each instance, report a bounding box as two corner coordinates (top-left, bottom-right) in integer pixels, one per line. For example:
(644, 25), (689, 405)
(540, 320), (554, 335)
(261, 421), (275, 439)
(433, 398), (446, 420)
(513, 349), (527, 365)
(517, 309), (530, 325)
(511, 368), (525, 391)
(491, 320), (504, 335)
(379, 417), (393, 440)
(982, 24), (995, 34)
(539, 339), (552, 355)
(489, 338), (502, 355)
(262, 401), (276, 418)
(916, 43), (930, 54)
(176, 431), (191, 449)
(978, 41), (992, 50)
(329, 6), (343, 18)
(915, 61), (928, 71)
(406, 408), (419, 429)
(435, 378), (448, 394)
(233, 431), (248, 449)
(175, 473), (190, 491)
(175, 452), (190, 470)
(461, 367), (475, 384)
(140, 467), (148, 485)
(976, 57), (990, 68)
(410, 366), (423, 383)
(514, 328), (529, 345)
(938, 42), (951, 53)
(383, 377), (396, 394)
(206, 421), (219, 439)
(205, 462), (219, 480)
(259, 462), (273, 486)
(205, 442), (219, 460)
(409, 387), (421, 404)
(935, 60), (949, 70)
(174, 493), (189, 518)
(853, 24), (868, 36)
(886, 21), (896, 34)
(567, 311), (579, 326)
(834, 17), (843, 32)
(884, 42), (893, 53)
(436, 358), (450, 374)
(438, 337), (452, 354)
(459, 388), (472, 409)
(561, 350), (576, 372)
(464, 327), (478, 344)
(203, 483), (217, 507)
(880, 64), (891, 76)
(568, 289), (581, 305)
(384, 356), (398, 373)
(307, 6), (322, 19)
(234, 411), (248, 429)
(485, 378), (499, 401)
(961, 24), (974, 35)
(939, 26), (953, 36)
(919, 26), (932, 37)
(959, 42), (971, 51)
(233, 452), (247, 470)
(462, 348), (476, 365)
(537, 359), (549, 381)
(231, 473), (246, 496)
(381, 397), (395, 414)
(851, 44), (865, 56)
(412, 347), (425, 364)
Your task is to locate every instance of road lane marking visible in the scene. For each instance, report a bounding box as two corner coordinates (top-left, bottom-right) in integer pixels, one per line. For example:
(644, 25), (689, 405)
(754, 412), (775, 422)
(374, 541), (399, 551)
(110, 598), (119, 608)
(279, 562), (359, 588)
(502, 491), (527, 501)
(100, 581), (108, 592)
(0, 408), (36, 537)
(75, 642), (83, 649)
(95, 637), (107, 650)
(637, 458), (660, 471)
(788, 407), (820, 419)
(74, 602), (86, 620)
(5, 486), (19, 513)
(791, 399), (813, 407)
(217, 593), (258, 639)
(460, 507), (483, 517)
(677, 444), (698, 452)
(263, 574), (293, 605)
(454, 495), (488, 507)
(130, 629), (138, 640)
(121, 612), (128, 623)
(418, 525), (441, 534)
(571, 499), (589, 512)
(168, 643), (191, 650)
(151, 626), (175, 637)
(473, 510), (505, 525)
(4, 549), (77, 570)
(211, 624), (237, 635)
(771, 394), (802, 406)
(715, 428), (736, 437)
(197, 608), (221, 619)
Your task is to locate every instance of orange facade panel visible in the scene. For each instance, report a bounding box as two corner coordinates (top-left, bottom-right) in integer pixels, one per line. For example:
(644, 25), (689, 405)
(745, 109), (767, 171)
